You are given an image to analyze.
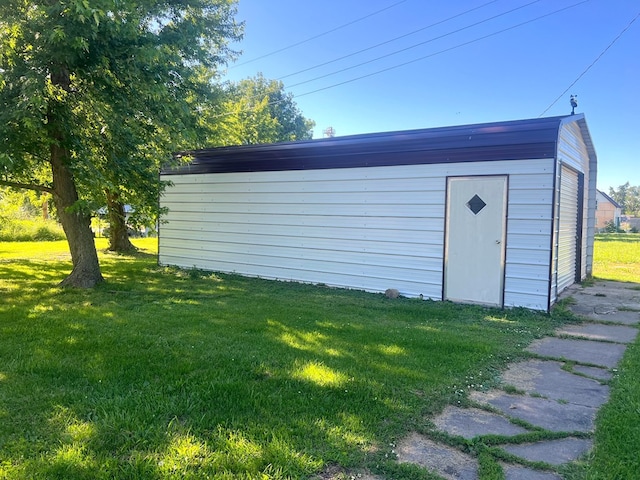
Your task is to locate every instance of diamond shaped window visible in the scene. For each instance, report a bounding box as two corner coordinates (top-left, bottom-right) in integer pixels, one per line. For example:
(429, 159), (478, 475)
(466, 194), (486, 215)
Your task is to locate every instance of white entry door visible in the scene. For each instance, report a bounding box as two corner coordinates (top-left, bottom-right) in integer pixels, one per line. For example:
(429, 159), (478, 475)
(444, 176), (507, 307)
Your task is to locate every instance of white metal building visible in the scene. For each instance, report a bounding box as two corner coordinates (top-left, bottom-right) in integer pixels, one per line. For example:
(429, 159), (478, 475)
(159, 115), (597, 312)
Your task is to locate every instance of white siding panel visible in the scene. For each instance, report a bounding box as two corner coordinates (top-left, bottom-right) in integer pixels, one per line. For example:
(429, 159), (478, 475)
(506, 156), (556, 309)
(163, 219), (441, 243)
(508, 203), (553, 220)
(505, 263), (550, 280)
(161, 231), (445, 259)
(505, 278), (549, 297)
(508, 219), (553, 235)
(162, 189), (446, 206)
(166, 176), (446, 193)
(503, 291), (548, 311)
(160, 158), (555, 309)
(509, 174), (555, 190)
(163, 200), (442, 218)
(162, 212), (446, 232)
(508, 233), (549, 250)
(505, 247), (550, 266)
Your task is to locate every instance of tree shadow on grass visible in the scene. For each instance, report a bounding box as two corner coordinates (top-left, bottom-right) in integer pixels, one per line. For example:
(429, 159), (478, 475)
(0, 256), (561, 479)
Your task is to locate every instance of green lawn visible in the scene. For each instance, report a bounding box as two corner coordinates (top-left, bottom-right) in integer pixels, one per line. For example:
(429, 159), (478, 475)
(585, 234), (640, 480)
(593, 233), (640, 283)
(0, 238), (566, 479)
(0, 235), (637, 479)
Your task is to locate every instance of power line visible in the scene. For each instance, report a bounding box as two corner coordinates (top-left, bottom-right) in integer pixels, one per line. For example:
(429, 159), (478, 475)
(539, 10), (640, 117)
(284, 0), (544, 91)
(228, 1), (507, 115)
(211, 0), (588, 121)
(229, 0), (409, 69)
(277, 0), (501, 81)
(291, 0), (589, 99)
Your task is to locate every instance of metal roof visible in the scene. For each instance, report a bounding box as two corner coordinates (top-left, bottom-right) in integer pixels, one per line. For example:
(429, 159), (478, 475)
(597, 189), (622, 208)
(164, 114), (588, 175)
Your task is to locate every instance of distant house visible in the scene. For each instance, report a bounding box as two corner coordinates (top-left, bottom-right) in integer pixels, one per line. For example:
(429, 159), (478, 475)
(595, 190), (622, 231)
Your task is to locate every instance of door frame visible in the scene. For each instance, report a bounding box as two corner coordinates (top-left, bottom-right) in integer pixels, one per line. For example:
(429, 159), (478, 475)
(442, 174), (509, 307)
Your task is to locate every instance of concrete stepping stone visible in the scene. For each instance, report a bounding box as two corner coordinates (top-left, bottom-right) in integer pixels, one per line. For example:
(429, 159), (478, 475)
(470, 390), (597, 432)
(501, 437), (592, 465)
(557, 323), (639, 343)
(433, 406), (528, 439)
(500, 359), (610, 408)
(561, 281), (640, 305)
(502, 463), (562, 480)
(526, 337), (627, 369)
(397, 432), (478, 480)
(572, 365), (613, 381)
(567, 304), (640, 324)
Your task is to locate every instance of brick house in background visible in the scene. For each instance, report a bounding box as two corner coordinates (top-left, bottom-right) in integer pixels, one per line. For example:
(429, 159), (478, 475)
(595, 189), (622, 231)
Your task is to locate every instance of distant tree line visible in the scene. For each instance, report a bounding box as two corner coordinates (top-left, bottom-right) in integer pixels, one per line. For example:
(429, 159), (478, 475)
(608, 183), (640, 217)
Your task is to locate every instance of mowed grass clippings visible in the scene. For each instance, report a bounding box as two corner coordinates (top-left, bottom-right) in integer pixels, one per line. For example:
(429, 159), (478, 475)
(0, 239), (575, 479)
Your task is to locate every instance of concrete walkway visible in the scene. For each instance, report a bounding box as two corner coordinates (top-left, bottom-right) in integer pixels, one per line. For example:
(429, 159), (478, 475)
(394, 280), (640, 480)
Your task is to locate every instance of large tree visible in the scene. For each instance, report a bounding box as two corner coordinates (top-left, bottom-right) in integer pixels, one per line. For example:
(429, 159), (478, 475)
(0, 0), (241, 286)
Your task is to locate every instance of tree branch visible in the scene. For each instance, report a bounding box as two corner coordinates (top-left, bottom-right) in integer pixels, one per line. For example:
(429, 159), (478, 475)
(0, 179), (54, 194)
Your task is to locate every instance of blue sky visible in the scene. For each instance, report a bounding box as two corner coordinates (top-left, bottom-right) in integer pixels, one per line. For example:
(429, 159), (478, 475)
(222, 0), (640, 192)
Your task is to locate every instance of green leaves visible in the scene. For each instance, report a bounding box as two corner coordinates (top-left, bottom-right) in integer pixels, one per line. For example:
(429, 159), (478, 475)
(206, 73), (316, 147)
(0, 0), (243, 226)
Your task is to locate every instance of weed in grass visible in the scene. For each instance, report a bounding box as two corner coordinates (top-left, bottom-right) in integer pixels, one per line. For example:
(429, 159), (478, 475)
(580, 277), (596, 287)
(476, 449), (503, 480)
(502, 385), (526, 395)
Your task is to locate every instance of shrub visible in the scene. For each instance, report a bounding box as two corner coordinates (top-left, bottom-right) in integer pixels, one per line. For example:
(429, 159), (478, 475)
(0, 217), (66, 241)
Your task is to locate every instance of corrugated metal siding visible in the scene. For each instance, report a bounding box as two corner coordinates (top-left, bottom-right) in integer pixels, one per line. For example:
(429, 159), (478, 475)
(558, 122), (591, 280)
(161, 165), (446, 299)
(556, 166), (579, 293)
(160, 158), (555, 310)
(503, 166), (555, 310)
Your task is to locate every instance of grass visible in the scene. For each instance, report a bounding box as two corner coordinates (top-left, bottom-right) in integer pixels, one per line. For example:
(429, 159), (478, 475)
(0, 238), (576, 479)
(0, 235), (637, 479)
(586, 341), (640, 479)
(585, 233), (640, 480)
(592, 233), (640, 283)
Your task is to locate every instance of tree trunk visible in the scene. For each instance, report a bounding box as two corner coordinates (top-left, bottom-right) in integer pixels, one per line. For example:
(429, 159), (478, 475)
(48, 65), (103, 288)
(50, 147), (104, 288)
(105, 190), (136, 252)
(42, 196), (49, 220)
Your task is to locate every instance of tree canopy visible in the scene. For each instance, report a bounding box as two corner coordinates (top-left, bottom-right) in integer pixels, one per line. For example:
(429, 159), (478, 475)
(609, 182), (640, 216)
(0, 0), (242, 286)
(207, 73), (315, 146)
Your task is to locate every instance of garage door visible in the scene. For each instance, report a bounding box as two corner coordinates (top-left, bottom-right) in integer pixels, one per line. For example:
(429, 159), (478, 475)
(557, 166), (579, 293)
